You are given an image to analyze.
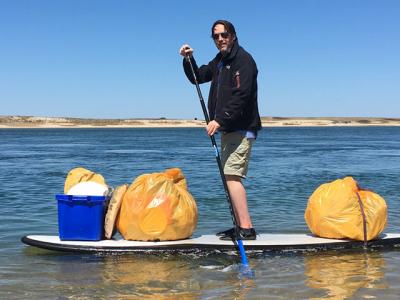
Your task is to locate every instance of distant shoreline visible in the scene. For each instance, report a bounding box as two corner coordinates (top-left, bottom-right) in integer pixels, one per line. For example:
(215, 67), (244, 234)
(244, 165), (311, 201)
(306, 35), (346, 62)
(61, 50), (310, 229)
(1, 115), (400, 128)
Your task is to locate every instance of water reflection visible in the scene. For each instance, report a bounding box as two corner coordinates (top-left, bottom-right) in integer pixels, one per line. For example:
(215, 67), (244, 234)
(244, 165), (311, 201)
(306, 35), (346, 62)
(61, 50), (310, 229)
(11, 248), (397, 299)
(304, 250), (387, 299)
(101, 254), (199, 299)
(49, 253), (256, 299)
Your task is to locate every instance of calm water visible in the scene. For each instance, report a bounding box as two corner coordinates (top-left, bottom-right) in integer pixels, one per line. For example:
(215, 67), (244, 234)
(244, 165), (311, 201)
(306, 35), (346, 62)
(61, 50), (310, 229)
(0, 127), (400, 299)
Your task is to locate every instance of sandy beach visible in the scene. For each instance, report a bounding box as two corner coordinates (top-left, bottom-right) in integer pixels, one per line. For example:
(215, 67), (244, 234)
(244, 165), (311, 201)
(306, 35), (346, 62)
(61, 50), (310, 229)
(1, 115), (399, 128)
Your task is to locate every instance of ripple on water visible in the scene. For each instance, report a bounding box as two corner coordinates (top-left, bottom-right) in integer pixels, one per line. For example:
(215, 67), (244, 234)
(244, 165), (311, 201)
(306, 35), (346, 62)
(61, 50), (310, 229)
(1, 127), (400, 299)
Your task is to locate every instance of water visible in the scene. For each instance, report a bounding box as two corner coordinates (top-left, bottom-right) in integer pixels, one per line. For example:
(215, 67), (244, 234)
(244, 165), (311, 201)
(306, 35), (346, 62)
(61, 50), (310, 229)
(1, 127), (400, 299)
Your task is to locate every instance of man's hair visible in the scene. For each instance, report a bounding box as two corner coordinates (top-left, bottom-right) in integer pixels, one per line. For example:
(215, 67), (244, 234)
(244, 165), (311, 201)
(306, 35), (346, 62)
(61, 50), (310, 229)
(211, 20), (237, 40)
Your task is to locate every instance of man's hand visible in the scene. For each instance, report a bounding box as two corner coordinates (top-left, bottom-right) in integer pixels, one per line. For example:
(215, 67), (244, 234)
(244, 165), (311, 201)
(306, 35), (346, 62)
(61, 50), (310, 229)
(179, 44), (194, 57)
(206, 120), (220, 136)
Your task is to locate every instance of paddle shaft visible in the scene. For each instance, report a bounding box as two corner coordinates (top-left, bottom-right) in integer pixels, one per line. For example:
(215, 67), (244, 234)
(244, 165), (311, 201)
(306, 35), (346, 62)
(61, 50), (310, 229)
(185, 56), (239, 228)
(185, 56), (253, 269)
(185, 56), (250, 265)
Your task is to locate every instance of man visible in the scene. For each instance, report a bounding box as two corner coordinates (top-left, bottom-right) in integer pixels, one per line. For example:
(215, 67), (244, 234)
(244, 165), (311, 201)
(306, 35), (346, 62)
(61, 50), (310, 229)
(179, 20), (261, 240)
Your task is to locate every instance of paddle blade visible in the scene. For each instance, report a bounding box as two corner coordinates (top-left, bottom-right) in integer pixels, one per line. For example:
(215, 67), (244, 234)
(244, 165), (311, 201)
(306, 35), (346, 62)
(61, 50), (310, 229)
(237, 240), (254, 279)
(239, 263), (255, 279)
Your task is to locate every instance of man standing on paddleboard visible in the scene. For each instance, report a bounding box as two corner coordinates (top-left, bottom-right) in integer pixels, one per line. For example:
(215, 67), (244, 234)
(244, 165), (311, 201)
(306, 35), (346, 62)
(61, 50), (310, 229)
(179, 20), (261, 240)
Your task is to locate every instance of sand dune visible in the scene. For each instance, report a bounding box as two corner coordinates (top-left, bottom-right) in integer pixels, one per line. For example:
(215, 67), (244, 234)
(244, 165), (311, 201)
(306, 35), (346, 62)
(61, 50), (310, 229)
(0, 115), (399, 128)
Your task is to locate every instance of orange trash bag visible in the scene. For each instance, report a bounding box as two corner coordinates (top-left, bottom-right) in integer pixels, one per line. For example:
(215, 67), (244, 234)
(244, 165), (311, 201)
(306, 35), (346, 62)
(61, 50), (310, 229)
(304, 177), (387, 241)
(117, 168), (198, 241)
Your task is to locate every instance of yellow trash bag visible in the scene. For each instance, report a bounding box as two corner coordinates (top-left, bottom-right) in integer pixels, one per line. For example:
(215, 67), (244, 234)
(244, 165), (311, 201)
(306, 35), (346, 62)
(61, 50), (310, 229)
(64, 167), (107, 194)
(304, 177), (387, 241)
(117, 168), (198, 241)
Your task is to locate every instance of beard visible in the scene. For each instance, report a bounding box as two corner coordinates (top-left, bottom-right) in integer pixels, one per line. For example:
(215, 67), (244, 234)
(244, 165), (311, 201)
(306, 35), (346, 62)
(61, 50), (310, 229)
(218, 39), (235, 57)
(220, 45), (232, 57)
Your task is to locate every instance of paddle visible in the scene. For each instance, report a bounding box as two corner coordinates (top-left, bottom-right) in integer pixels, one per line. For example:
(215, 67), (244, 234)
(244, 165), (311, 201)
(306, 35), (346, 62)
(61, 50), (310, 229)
(185, 55), (253, 277)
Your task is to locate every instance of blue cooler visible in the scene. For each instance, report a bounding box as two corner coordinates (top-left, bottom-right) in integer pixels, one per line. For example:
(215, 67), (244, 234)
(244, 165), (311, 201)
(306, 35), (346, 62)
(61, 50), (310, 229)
(56, 194), (109, 241)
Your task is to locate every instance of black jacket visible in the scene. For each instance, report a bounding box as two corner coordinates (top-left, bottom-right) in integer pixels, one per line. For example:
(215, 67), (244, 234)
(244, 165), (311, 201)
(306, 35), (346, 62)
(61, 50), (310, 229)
(183, 40), (261, 133)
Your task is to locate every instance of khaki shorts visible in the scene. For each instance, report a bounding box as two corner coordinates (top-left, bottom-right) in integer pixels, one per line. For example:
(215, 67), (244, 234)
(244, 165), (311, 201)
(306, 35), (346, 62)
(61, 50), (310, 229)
(221, 131), (254, 178)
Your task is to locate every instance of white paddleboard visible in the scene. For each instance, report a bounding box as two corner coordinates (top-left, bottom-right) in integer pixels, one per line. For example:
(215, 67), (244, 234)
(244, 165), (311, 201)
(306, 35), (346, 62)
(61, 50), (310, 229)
(21, 233), (400, 253)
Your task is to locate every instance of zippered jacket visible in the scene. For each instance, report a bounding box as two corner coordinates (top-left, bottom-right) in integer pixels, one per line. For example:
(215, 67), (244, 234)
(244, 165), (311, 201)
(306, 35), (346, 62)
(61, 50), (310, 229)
(183, 40), (261, 133)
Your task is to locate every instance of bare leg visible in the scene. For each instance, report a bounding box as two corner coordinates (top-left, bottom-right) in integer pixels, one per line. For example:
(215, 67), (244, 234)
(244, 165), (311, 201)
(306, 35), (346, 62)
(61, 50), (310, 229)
(225, 175), (253, 229)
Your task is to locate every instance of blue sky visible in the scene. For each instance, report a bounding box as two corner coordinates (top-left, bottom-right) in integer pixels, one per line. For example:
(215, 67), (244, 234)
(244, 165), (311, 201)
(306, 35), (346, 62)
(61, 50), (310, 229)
(1, 0), (399, 119)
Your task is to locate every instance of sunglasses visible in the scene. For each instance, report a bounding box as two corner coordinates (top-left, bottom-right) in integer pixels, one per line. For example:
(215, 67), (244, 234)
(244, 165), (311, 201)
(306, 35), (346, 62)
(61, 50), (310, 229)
(212, 32), (230, 40)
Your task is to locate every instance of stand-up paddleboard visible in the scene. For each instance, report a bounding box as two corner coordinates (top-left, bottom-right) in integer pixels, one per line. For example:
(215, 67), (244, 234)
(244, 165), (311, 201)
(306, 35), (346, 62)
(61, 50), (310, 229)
(21, 233), (400, 254)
